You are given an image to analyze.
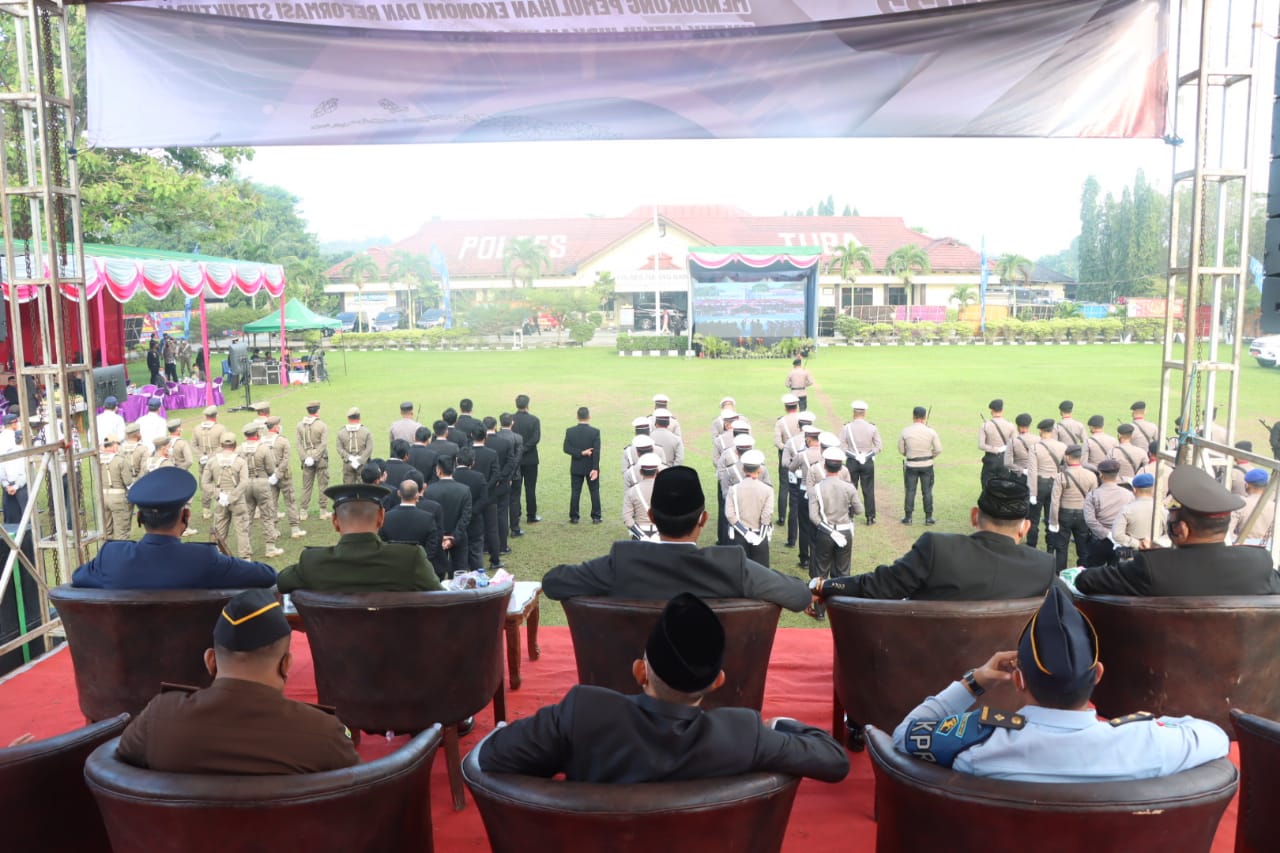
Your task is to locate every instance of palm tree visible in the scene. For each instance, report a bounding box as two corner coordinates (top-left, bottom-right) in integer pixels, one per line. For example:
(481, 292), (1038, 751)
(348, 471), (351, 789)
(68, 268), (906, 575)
(343, 253), (379, 331)
(885, 244), (931, 311)
(949, 284), (978, 309)
(387, 250), (436, 329)
(995, 253), (1034, 318)
(826, 241), (873, 316)
(503, 237), (551, 289)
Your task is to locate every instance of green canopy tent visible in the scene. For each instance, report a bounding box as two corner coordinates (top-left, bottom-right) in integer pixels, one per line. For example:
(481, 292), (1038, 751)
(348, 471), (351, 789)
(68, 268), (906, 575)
(243, 298), (340, 333)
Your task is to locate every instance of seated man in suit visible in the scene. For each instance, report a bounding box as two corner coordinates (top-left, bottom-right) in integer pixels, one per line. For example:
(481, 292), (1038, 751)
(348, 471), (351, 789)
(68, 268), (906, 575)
(479, 593), (849, 783)
(379, 480), (446, 580)
(893, 586), (1228, 781)
(809, 476), (1056, 602)
(72, 468), (276, 590)
(117, 588), (359, 774)
(542, 466), (811, 612)
(1075, 464), (1280, 596)
(276, 484), (442, 593)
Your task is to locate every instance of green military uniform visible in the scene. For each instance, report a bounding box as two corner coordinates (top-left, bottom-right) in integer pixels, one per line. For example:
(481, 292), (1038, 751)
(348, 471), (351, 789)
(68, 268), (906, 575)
(296, 402), (329, 519)
(337, 408), (373, 486)
(239, 425), (281, 558)
(101, 445), (135, 540)
(262, 416), (304, 538)
(275, 532), (442, 592)
(191, 408), (227, 519)
(204, 435), (250, 558)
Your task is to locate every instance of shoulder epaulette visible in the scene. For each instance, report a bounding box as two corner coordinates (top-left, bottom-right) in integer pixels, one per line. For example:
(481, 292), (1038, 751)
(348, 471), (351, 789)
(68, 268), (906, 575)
(979, 706), (1026, 729)
(1109, 711), (1155, 727)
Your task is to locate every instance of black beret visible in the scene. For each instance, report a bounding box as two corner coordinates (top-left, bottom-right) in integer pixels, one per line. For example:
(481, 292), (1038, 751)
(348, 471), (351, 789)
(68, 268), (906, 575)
(126, 467), (197, 509)
(1117, 423), (1135, 435)
(651, 466), (705, 516)
(1234, 440), (1253, 453)
(213, 589), (290, 652)
(645, 593), (724, 693)
(988, 399), (1004, 411)
(1064, 444), (1083, 457)
(1037, 418), (1056, 432)
(1087, 415), (1104, 428)
(1018, 586), (1099, 699)
(1168, 465), (1245, 516)
(1015, 413), (1032, 428)
(324, 483), (393, 508)
(1059, 400), (1074, 412)
(1130, 401), (1146, 411)
(912, 406), (927, 419)
(977, 476), (1030, 520)
(1097, 459), (1121, 474)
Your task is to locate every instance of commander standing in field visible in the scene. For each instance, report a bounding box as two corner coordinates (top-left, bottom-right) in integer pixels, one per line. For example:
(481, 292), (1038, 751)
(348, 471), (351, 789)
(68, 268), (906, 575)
(564, 406), (602, 524)
(785, 358), (814, 411)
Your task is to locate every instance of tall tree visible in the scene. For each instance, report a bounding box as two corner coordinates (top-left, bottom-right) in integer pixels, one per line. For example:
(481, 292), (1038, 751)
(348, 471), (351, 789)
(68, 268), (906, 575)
(885, 244), (931, 310)
(826, 241), (873, 316)
(1078, 176), (1103, 291)
(343, 253), (379, 331)
(950, 284), (978, 308)
(502, 237), (551, 288)
(994, 253), (1033, 317)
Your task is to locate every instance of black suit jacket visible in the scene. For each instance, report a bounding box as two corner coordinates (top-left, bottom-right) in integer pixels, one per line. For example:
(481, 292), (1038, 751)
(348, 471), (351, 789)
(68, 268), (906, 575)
(819, 531), (1056, 601)
(446, 427), (469, 447)
(418, 496), (444, 531)
(470, 445), (500, 498)
(379, 504), (441, 565)
(512, 411), (541, 464)
(453, 466), (489, 515)
(456, 415), (483, 441)
(423, 478), (472, 540)
(486, 432), (516, 495)
(478, 685), (848, 783)
(1075, 541), (1280, 596)
(563, 422), (601, 477)
(427, 439), (459, 469)
(383, 459), (424, 495)
(408, 444), (438, 483)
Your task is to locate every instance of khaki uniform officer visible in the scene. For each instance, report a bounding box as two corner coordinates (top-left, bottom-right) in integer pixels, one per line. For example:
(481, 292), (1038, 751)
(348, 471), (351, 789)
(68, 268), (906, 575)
(337, 407), (373, 486)
(785, 358), (814, 411)
(1128, 401), (1159, 452)
(296, 401), (329, 521)
(204, 434), (250, 558)
(725, 449), (774, 567)
(622, 453), (662, 542)
(1027, 419), (1066, 550)
(807, 447), (863, 619)
(1083, 416), (1118, 470)
(1048, 445), (1099, 571)
(101, 437), (135, 540)
(263, 416), (305, 540)
(841, 401), (882, 525)
(1054, 400), (1088, 446)
(191, 406), (226, 520)
(167, 419), (193, 472)
(773, 394), (802, 527)
(900, 406), (942, 525)
(1110, 424), (1147, 482)
(1082, 459), (1134, 566)
(146, 436), (174, 474)
(978, 399), (1014, 488)
(120, 423), (147, 480)
(240, 424), (283, 559)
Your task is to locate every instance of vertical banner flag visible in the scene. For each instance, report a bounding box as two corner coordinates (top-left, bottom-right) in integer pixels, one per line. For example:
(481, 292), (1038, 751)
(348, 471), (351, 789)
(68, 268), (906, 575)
(429, 244), (451, 329)
(979, 237), (988, 335)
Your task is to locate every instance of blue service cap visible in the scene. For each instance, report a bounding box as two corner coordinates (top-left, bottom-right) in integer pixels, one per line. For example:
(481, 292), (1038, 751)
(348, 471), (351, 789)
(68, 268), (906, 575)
(104, 396), (119, 406)
(126, 466), (197, 509)
(1131, 472), (1155, 488)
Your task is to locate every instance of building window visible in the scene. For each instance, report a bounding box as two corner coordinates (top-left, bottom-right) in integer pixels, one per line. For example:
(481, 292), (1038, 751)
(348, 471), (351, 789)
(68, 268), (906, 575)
(851, 287), (873, 306)
(887, 286), (907, 306)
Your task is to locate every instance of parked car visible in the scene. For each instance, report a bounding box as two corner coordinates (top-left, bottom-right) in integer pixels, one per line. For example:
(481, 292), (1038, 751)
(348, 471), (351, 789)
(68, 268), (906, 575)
(1249, 334), (1280, 367)
(337, 311), (370, 333)
(371, 310), (406, 332)
(418, 309), (447, 328)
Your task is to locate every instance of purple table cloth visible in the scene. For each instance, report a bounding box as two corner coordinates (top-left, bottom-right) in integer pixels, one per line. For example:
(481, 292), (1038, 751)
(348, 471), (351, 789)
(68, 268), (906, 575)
(162, 383), (224, 411)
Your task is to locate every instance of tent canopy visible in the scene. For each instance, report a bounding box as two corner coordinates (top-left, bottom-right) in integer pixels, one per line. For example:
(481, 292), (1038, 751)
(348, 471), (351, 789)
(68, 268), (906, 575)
(243, 298), (339, 333)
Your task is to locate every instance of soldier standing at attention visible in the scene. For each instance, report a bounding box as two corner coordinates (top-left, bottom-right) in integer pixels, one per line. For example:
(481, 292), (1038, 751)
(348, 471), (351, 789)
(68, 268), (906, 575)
(977, 399), (1014, 487)
(841, 401), (881, 525)
(1110, 424), (1147, 483)
(191, 406), (226, 521)
(790, 424), (824, 570)
(725, 449), (774, 567)
(786, 357), (814, 411)
(1002, 413), (1037, 506)
(773, 394), (802, 527)
(807, 447), (863, 619)
(1048, 445), (1099, 570)
(204, 434), (250, 558)
(899, 406), (942, 526)
(296, 401), (329, 520)
(101, 437), (135, 540)
(1054, 400), (1087, 447)
(780, 410), (816, 547)
(167, 419), (193, 473)
(1027, 419), (1066, 550)
(1083, 415), (1117, 471)
(1128, 401), (1158, 452)
(264, 416), (306, 540)
(650, 409), (684, 466)
(240, 424), (283, 559)
(337, 407), (373, 486)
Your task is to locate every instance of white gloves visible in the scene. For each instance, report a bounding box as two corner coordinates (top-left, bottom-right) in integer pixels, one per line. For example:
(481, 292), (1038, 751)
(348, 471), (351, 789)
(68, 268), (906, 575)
(349, 455), (360, 470)
(1029, 495), (1037, 505)
(830, 531), (848, 549)
(304, 456), (315, 468)
(995, 445), (1007, 454)
(218, 492), (230, 507)
(199, 455), (209, 465)
(808, 577), (822, 592)
(744, 530), (763, 546)
(1048, 524), (1059, 533)
(268, 474), (278, 486)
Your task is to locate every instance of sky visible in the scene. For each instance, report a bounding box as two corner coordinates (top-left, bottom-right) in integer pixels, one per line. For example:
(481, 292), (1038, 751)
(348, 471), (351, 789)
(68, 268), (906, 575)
(240, 136), (1179, 261)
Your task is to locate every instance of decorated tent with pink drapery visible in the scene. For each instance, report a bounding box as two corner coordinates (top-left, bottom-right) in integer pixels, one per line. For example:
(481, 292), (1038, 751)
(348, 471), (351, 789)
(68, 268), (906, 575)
(1, 243), (288, 405)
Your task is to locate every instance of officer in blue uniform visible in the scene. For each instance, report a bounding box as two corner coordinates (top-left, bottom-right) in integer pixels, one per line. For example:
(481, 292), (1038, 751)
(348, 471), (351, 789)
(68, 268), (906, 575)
(892, 585), (1228, 782)
(71, 467), (277, 590)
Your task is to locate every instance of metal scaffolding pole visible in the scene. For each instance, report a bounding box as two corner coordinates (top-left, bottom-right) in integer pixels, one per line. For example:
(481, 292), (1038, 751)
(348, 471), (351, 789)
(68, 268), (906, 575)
(0, 0), (104, 660)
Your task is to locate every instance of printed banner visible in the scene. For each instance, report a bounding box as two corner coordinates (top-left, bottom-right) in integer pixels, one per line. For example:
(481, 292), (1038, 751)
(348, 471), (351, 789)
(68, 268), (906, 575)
(87, 0), (1168, 148)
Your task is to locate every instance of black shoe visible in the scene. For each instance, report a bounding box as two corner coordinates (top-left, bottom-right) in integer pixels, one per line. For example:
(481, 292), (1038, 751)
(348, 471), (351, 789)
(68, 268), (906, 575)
(925, 517), (937, 525)
(900, 516), (912, 525)
(511, 529), (524, 537)
(457, 716), (476, 737)
(775, 517), (786, 525)
(865, 517), (876, 526)
(489, 561), (506, 570)
(785, 540), (797, 548)
(799, 559), (809, 569)
(527, 516), (542, 523)
(569, 518), (579, 524)
(501, 547), (512, 555)
(591, 518), (603, 524)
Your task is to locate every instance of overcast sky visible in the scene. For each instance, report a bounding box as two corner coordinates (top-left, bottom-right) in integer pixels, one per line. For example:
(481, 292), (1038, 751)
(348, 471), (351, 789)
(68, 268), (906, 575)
(242, 136), (1183, 260)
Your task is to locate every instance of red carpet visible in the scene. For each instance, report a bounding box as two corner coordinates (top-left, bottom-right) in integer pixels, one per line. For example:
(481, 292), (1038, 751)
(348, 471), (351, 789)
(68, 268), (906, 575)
(0, 627), (1236, 852)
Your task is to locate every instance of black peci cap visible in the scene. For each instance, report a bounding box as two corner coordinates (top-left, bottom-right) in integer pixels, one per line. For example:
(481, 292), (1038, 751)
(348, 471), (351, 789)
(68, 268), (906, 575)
(651, 466), (705, 516)
(645, 593), (725, 693)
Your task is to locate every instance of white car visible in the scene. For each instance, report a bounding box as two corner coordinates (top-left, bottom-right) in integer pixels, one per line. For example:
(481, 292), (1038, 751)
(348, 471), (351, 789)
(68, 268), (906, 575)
(1249, 334), (1280, 367)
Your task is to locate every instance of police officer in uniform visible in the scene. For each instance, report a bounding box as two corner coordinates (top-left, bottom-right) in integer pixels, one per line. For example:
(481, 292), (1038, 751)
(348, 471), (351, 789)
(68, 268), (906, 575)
(1054, 400), (1087, 446)
(725, 448), (774, 567)
(1002, 413), (1037, 515)
(100, 436), (134, 540)
(841, 401), (881, 525)
(789, 424), (823, 569)
(1081, 459), (1133, 566)
(192, 406), (226, 520)
(780, 410), (816, 548)
(240, 424), (283, 559)
(296, 401), (329, 520)
(264, 416), (305, 540)
(205, 433), (249, 559)
(1083, 415), (1117, 470)
(899, 406), (941, 525)
(785, 358), (814, 411)
(622, 452), (662, 542)
(807, 447), (863, 619)
(773, 394), (802, 526)
(1028, 419), (1065, 549)
(1128, 401), (1158, 452)
(337, 407), (373, 486)
(1110, 424), (1146, 482)
(978, 399), (1014, 487)
(1048, 445), (1099, 570)
(167, 419), (193, 473)
(388, 401), (422, 453)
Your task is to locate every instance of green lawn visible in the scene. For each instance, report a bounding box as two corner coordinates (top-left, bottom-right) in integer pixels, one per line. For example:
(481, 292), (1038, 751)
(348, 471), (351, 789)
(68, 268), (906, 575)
(169, 344), (1279, 628)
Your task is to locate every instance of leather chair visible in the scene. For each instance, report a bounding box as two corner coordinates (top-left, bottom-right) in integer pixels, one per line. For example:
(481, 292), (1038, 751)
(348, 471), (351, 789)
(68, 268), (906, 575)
(292, 586), (511, 811)
(48, 585), (244, 721)
(84, 726), (441, 853)
(461, 735), (800, 853)
(865, 725), (1237, 853)
(0, 714), (129, 853)
(1230, 709), (1280, 853)
(562, 596), (781, 711)
(827, 596), (1041, 747)
(1075, 595), (1280, 731)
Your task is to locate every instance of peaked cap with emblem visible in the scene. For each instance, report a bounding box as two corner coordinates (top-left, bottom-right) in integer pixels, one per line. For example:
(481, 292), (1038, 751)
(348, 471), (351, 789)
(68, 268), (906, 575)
(324, 483), (392, 508)
(126, 466), (197, 509)
(1168, 464), (1245, 515)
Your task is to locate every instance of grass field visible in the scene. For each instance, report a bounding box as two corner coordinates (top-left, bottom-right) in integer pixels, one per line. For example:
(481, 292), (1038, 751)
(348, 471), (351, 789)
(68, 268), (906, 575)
(170, 344), (1279, 628)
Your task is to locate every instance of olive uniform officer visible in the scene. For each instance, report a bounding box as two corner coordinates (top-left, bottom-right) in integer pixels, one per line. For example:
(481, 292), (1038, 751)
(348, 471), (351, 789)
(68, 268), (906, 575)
(296, 401), (330, 520)
(240, 424), (283, 559)
(263, 416), (305, 540)
(191, 406), (226, 520)
(100, 437), (135, 540)
(204, 433), (251, 559)
(337, 407), (373, 486)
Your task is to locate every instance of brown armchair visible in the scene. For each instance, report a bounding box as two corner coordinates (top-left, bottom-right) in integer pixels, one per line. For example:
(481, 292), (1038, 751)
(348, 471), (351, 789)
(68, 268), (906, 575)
(291, 585), (511, 811)
(1075, 595), (1280, 730)
(562, 597), (781, 711)
(1231, 709), (1280, 853)
(84, 726), (441, 853)
(827, 596), (1041, 748)
(0, 714), (129, 853)
(865, 725), (1237, 853)
(48, 585), (244, 721)
(461, 734), (800, 853)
